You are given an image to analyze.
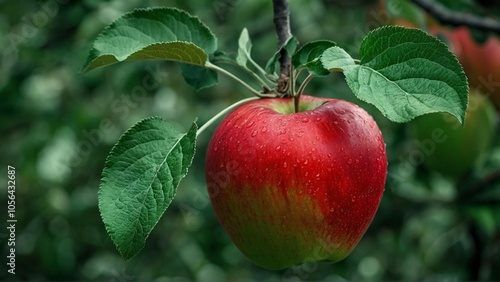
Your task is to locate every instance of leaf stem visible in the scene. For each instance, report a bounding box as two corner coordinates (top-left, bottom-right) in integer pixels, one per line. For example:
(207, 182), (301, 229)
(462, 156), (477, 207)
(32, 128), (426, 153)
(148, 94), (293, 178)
(206, 62), (276, 98)
(248, 57), (276, 85)
(197, 97), (261, 137)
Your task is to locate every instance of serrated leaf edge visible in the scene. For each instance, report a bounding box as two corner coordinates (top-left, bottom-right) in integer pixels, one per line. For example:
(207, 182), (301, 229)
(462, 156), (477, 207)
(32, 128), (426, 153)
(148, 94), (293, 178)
(98, 117), (197, 260)
(82, 7), (217, 73)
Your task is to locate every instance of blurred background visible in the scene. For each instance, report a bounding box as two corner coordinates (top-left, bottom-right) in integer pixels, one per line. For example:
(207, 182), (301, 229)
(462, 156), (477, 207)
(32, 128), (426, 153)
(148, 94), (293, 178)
(1, 0), (500, 280)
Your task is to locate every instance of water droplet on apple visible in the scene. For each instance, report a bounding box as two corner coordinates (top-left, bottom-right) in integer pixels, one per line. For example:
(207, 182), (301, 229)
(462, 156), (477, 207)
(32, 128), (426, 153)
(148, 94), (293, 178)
(351, 196), (356, 203)
(301, 117), (309, 123)
(327, 167), (332, 172)
(355, 159), (359, 164)
(316, 117), (321, 121)
(347, 120), (352, 124)
(316, 136), (320, 141)
(261, 126), (268, 132)
(275, 145), (281, 151)
(304, 172), (309, 177)
(303, 160), (308, 165)
(279, 128), (286, 135)
(251, 130), (257, 137)
(347, 159), (353, 164)
(341, 147), (345, 152)
(214, 146), (218, 152)
(246, 121), (255, 128)
(329, 208), (335, 213)
(283, 162), (288, 168)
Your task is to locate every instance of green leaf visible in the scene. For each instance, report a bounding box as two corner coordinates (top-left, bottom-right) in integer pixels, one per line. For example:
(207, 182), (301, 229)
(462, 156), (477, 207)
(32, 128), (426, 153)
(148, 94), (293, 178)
(236, 28), (252, 67)
(98, 117), (197, 260)
(82, 7), (217, 73)
(292, 40), (336, 76)
(180, 64), (218, 91)
(320, 46), (356, 72)
(265, 36), (299, 75)
(340, 26), (468, 123)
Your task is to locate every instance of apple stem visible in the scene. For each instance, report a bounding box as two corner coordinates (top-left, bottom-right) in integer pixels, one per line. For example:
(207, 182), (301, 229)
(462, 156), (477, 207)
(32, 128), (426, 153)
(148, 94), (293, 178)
(297, 73), (314, 97)
(197, 97), (261, 137)
(293, 73), (314, 112)
(206, 62), (277, 98)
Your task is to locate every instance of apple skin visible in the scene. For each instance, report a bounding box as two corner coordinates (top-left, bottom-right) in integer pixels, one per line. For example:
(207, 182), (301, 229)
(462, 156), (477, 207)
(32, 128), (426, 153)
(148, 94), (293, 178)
(411, 91), (496, 177)
(205, 95), (387, 270)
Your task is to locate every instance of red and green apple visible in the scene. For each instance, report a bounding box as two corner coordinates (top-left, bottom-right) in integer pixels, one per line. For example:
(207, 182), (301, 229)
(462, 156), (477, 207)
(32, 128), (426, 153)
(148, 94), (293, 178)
(205, 95), (387, 269)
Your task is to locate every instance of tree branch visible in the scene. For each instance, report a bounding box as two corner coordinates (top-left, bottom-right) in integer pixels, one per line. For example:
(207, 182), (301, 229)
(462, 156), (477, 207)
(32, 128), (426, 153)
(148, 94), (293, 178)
(272, 0), (292, 94)
(411, 0), (500, 33)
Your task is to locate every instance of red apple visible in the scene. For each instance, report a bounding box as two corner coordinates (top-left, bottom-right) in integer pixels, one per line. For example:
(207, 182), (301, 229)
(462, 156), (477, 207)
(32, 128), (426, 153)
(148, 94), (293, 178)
(205, 95), (387, 269)
(434, 26), (500, 110)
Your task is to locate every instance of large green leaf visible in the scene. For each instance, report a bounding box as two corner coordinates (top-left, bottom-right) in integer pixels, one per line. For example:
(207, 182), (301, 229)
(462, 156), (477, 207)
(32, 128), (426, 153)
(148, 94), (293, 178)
(98, 117), (197, 260)
(82, 7), (217, 73)
(323, 26), (468, 123)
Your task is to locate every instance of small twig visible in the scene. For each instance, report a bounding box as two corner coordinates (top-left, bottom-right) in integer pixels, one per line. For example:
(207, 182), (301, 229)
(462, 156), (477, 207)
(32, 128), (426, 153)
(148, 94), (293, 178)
(411, 0), (500, 33)
(272, 0), (292, 94)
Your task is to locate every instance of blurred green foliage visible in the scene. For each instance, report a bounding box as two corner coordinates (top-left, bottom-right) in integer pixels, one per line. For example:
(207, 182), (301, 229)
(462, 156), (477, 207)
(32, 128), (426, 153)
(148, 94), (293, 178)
(1, 0), (499, 281)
